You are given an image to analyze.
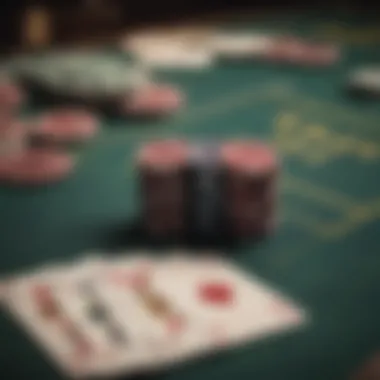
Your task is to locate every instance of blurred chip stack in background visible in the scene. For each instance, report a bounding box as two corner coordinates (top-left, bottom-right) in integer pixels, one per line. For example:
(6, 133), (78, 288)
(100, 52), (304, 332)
(137, 140), (279, 243)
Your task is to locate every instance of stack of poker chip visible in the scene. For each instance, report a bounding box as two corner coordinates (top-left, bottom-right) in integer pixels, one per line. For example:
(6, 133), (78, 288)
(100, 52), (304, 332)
(136, 140), (279, 241)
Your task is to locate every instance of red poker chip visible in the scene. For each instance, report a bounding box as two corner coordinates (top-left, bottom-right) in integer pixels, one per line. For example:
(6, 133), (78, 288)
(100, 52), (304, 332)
(198, 281), (235, 306)
(34, 108), (99, 143)
(0, 120), (25, 142)
(138, 140), (189, 170)
(221, 141), (277, 175)
(0, 82), (24, 112)
(267, 38), (338, 66)
(0, 148), (75, 185)
(121, 85), (184, 116)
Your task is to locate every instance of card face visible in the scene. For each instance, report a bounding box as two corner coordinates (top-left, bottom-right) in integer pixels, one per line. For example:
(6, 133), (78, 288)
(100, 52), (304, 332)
(125, 35), (215, 69)
(1, 252), (308, 377)
(134, 46), (214, 69)
(1, 256), (158, 378)
(212, 33), (275, 56)
(1, 259), (98, 378)
(105, 253), (308, 368)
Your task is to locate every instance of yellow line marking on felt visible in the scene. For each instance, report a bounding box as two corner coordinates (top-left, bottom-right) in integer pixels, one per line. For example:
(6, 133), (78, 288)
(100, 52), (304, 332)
(286, 93), (380, 132)
(273, 112), (380, 164)
(282, 174), (358, 211)
(281, 175), (380, 239)
(316, 25), (380, 45)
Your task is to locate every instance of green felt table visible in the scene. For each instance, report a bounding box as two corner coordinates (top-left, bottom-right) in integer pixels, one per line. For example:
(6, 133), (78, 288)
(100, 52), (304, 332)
(1, 11), (380, 380)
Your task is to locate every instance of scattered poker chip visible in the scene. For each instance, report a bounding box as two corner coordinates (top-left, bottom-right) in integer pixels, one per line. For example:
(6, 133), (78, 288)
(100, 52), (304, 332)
(198, 281), (234, 306)
(33, 108), (99, 143)
(0, 147), (75, 185)
(266, 37), (339, 66)
(0, 120), (26, 158)
(0, 79), (24, 114)
(138, 140), (189, 238)
(120, 84), (184, 117)
(221, 141), (278, 237)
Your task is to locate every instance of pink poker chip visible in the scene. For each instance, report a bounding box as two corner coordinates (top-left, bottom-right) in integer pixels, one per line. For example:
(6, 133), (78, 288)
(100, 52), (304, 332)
(267, 37), (339, 66)
(121, 85), (184, 116)
(0, 147), (75, 185)
(221, 141), (278, 175)
(34, 108), (99, 143)
(0, 81), (24, 113)
(138, 140), (189, 169)
(0, 119), (26, 146)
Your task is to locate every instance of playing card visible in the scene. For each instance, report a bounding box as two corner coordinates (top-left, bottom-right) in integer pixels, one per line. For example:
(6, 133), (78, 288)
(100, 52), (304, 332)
(125, 33), (215, 69)
(1, 258), (98, 378)
(212, 33), (275, 57)
(1, 251), (308, 377)
(104, 252), (308, 369)
(0, 255), (158, 378)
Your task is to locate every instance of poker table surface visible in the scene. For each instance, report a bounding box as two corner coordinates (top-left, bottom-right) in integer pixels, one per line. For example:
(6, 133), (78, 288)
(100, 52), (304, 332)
(1, 10), (380, 380)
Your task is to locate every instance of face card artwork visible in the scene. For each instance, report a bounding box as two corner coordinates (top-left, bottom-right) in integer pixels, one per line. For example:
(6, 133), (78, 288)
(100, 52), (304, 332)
(102, 255), (196, 368)
(0, 256), (157, 378)
(1, 260), (99, 378)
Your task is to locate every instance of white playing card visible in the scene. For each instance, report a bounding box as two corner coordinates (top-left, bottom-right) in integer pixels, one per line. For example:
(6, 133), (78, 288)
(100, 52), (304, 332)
(126, 35), (215, 69)
(1, 251), (309, 377)
(0, 255), (158, 378)
(211, 33), (275, 56)
(130, 252), (308, 368)
(1, 258), (100, 378)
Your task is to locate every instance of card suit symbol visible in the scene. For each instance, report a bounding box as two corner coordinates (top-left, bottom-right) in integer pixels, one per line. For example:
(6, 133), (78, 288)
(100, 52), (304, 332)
(31, 283), (51, 300)
(198, 281), (234, 306)
(166, 315), (186, 335)
(110, 268), (151, 290)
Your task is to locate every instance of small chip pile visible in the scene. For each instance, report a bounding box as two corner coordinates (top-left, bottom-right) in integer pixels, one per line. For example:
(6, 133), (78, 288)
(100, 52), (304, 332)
(137, 140), (278, 241)
(0, 79), (96, 185)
